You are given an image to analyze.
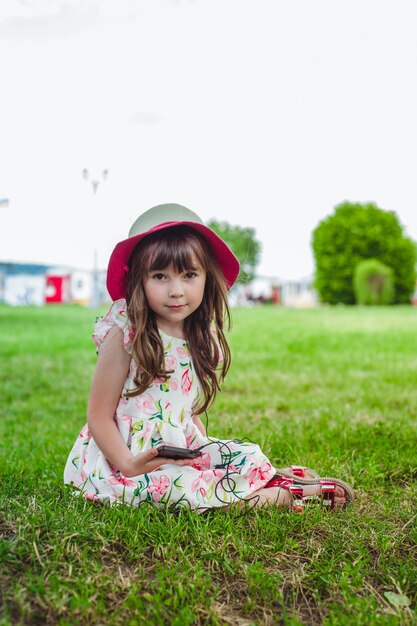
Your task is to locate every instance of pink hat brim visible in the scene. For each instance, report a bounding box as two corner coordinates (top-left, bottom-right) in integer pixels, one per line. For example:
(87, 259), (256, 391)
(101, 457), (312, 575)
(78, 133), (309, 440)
(106, 221), (240, 301)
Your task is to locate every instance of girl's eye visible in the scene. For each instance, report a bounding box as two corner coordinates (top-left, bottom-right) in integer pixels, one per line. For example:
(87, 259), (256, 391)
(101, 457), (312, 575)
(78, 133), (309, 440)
(152, 273), (166, 280)
(184, 272), (197, 279)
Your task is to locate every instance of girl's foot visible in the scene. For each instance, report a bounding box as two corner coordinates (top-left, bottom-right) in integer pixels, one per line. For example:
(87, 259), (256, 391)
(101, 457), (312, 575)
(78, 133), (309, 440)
(264, 475), (355, 511)
(298, 482), (348, 509)
(254, 483), (348, 509)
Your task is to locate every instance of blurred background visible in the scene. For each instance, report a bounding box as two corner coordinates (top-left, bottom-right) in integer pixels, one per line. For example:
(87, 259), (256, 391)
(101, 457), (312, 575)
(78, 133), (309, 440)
(1, 0), (417, 308)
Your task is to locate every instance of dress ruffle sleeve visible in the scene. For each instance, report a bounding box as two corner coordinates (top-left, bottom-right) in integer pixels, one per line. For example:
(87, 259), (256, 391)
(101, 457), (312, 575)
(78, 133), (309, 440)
(92, 298), (134, 355)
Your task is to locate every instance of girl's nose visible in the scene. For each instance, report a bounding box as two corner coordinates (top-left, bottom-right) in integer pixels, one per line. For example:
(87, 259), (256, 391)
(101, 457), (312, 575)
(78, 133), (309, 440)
(168, 279), (184, 298)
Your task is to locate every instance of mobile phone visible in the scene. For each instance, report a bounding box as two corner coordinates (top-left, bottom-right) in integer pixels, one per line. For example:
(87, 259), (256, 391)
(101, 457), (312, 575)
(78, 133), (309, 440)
(156, 445), (202, 460)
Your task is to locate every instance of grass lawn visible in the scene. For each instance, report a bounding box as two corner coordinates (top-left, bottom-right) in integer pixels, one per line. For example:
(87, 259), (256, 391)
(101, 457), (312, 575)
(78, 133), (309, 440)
(1, 303), (416, 625)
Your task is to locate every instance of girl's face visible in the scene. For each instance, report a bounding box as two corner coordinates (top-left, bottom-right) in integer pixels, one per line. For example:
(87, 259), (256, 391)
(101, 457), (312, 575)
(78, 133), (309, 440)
(143, 256), (206, 338)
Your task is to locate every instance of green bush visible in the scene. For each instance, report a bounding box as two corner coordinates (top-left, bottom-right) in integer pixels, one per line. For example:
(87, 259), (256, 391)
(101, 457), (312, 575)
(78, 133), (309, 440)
(312, 201), (416, 304)
(353, 259), (394, 305)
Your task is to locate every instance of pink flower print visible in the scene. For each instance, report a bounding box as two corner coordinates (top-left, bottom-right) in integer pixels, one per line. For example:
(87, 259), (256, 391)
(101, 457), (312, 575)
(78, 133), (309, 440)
(246, 461), (273, 490)
(134, 420), (152, 442)
(79, 425), (91, 442)
(159, 380), (170, 392)
(126, 325), (135, 346)
(120, 473), (137, 487)
(181, 369), (192, 395)
(176, 346), (189, 359)
(84, 493), (100, 502)
(170, 377), (178, 391)
(191, 479), (206, 498)
(192, 452), (211, 470)
(165, 355), (178, 370)
(108, 472), (137, 487)
(148, 475), (170, 503)
(136, 393), (155, 415)
(191, 471), (212, 496)
(186, 433), (196, 448)
(119, 414), (133, 432)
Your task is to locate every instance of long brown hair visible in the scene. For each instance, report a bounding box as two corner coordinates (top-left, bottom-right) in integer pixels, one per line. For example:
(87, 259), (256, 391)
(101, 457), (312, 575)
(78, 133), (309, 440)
(125, 225), (231, 414)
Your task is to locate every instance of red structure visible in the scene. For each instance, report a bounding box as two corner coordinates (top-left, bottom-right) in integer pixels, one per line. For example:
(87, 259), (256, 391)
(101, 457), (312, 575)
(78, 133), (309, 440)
(271, 285), (281, 305)
(45, 274), (71, 303)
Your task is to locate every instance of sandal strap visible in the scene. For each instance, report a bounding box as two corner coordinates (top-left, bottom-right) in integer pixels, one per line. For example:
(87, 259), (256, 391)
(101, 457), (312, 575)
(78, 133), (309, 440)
(320, 481), (336, 511)
(266, 477), (340, 513)
(289, 483), (304, 513)
(265, 476), (294, 490)
(290, 465), (306, 477)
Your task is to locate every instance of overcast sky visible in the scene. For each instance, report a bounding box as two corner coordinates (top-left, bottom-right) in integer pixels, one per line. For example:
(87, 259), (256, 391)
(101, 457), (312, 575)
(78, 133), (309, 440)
(1, 0), (417, 280)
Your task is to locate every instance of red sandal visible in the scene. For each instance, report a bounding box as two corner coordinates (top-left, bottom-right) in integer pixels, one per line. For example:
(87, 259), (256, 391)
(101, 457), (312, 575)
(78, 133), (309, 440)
(264, 475), (354, 512)
(273, 465), (319, 480)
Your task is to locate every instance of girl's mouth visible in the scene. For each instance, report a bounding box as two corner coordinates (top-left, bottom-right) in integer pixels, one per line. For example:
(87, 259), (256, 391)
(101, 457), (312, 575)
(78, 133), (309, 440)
(168, 305), (185, 310)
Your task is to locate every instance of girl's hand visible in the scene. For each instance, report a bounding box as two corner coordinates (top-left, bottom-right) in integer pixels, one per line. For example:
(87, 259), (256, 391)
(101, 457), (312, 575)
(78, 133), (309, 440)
(122, 448), (196, 477)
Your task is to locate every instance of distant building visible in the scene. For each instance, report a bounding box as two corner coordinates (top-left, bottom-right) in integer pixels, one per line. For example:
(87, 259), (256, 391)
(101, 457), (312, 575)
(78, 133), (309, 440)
(279, 277), (318, 308)
(0, 261), (110, 306)
(230, 276), (318, 308)
(0, 262), (50, 306)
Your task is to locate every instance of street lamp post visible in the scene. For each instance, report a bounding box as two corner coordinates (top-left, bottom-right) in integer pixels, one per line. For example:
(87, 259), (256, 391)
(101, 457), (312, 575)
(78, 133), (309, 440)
(82, 169), (108, 308)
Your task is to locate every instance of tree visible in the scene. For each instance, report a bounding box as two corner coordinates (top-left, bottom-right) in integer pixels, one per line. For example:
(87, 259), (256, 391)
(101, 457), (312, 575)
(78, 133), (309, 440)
(208, 220), (261, 283)
(312, 202), (416, 304)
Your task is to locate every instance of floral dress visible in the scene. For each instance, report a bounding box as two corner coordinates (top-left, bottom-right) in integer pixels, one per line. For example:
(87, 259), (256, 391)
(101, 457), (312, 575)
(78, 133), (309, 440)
(64, 299), (276, 512)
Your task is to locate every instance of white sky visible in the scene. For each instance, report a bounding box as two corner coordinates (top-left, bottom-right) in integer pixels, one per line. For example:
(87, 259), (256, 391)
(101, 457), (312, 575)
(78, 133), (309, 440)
(1, 0), (416, 280)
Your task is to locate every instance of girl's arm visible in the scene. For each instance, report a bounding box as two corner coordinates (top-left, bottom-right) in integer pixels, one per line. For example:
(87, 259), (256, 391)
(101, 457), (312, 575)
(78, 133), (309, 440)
(87, 326), (195, 477)
(192, 415), (206, 437)
(87, 325), (133, 474)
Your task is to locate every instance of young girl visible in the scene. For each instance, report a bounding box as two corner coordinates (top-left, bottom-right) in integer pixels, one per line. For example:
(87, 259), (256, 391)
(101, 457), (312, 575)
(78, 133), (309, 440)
(64, 203), (354, 513)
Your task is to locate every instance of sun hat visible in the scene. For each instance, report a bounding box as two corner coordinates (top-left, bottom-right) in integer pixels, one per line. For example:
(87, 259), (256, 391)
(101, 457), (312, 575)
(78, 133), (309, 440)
(106, 203), (240, 300)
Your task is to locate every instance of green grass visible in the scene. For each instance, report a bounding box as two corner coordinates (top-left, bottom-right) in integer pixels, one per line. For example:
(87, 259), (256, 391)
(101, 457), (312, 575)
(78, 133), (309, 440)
(1, 303), (416, 625)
